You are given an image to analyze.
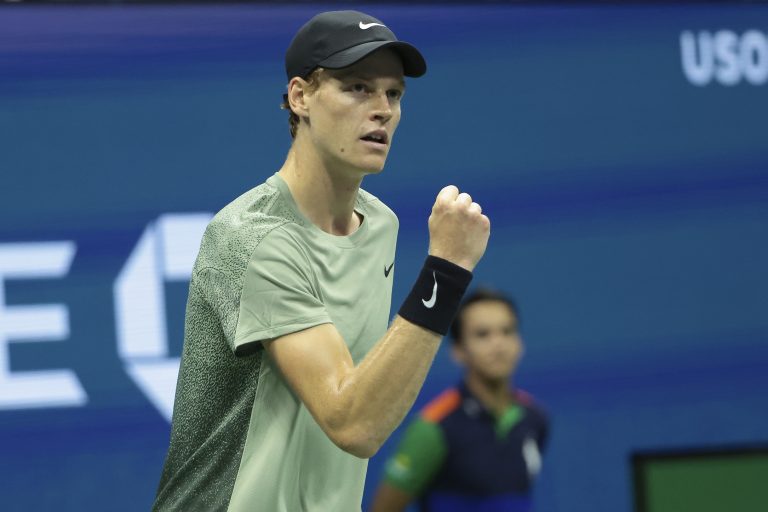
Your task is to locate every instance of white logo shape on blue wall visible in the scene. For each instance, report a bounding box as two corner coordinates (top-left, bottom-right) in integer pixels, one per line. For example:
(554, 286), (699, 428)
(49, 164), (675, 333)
(681, 30), (768, 86)
(0, 242), (87, 409)
(114, 213), (212, 421)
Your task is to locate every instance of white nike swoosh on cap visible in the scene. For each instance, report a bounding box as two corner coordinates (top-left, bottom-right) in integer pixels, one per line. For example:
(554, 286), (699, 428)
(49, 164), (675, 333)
(422, 272), (438, 309)
(359, 22), (386, 30)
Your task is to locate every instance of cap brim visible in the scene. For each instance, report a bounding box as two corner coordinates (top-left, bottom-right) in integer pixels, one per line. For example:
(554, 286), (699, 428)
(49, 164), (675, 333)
(318, 40), (427, 77)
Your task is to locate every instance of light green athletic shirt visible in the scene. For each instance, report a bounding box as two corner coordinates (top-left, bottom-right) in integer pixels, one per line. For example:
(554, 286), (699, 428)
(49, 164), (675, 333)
(153, 173), (398, 512)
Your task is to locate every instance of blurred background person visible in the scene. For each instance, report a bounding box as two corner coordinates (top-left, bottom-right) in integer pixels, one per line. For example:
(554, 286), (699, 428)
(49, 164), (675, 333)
(371, 289), (549, 512)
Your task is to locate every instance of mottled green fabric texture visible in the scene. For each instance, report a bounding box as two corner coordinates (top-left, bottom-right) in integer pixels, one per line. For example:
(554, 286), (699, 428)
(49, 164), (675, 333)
(153, 173), (398, 511)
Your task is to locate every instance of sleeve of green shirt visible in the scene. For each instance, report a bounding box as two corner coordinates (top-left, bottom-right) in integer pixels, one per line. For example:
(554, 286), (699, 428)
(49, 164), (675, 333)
(383, 416), (448, 496)
(233, 227), (332, 354)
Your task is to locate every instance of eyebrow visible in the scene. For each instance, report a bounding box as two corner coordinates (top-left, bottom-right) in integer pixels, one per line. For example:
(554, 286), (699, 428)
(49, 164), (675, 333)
(333, 70), (406, 89)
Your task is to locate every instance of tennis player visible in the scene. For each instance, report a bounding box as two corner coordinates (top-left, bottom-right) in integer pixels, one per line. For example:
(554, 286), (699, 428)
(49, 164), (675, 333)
(152, 10), (490, 512)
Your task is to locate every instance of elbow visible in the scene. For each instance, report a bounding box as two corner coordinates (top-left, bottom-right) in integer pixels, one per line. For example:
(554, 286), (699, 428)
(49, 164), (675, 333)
(317, 387), (385, 458)
(331, 433), (382, 459)
(331, 426), (382, 459)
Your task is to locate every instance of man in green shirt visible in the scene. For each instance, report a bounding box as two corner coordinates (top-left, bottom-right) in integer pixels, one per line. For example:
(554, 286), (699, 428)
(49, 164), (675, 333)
(153, 10), (491, 512)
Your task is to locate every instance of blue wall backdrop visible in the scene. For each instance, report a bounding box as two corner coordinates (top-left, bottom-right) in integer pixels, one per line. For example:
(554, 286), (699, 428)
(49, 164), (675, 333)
(1, 4), (767, 511)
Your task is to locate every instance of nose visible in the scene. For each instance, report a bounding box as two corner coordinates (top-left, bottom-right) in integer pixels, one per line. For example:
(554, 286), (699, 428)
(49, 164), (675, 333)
(370, 91), (393, 124)
(489, 335), (505, 349)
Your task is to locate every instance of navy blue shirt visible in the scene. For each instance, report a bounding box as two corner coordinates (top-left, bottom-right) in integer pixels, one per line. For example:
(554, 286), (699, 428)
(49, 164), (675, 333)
(384, 381), (549, 512)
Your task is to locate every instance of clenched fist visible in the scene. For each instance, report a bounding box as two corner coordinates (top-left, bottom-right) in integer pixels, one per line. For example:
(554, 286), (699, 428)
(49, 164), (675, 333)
(427, 185), (490, 272)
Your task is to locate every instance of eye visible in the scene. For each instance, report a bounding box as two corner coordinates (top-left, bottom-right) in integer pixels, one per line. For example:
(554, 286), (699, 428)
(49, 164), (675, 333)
(387, 89), (403, 100)
(474, 328), (490, 339)
(351, 83), (369, 94)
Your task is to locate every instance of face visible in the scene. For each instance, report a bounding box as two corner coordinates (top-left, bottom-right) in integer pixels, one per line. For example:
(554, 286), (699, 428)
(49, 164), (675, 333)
(452, 301), (524, 382)
(299, 48), (405, 175)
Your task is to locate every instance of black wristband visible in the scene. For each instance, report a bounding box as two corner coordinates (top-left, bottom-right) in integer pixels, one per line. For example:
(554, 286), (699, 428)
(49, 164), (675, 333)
(398, 256), (473, 336)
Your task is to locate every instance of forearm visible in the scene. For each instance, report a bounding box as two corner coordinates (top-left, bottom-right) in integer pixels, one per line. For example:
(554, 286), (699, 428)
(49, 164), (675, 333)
(330, 255), (476, 456)
(334, 316), (441, 456)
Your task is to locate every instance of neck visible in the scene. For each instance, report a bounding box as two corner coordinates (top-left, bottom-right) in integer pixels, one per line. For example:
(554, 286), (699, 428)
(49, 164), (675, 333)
(465, 371), (513, 416)
(278, 138), (363, 236)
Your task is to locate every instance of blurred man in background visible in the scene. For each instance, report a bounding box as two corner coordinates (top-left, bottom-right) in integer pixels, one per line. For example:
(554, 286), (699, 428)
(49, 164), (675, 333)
(371, 289), (549, 512)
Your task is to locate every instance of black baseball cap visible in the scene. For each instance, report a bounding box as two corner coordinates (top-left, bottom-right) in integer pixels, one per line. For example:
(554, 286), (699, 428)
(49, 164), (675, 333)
(285, 10), (427, 80)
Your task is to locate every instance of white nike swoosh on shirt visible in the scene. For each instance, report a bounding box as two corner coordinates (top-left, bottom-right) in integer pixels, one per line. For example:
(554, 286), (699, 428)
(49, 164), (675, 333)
(422, 272), (438, 308)
(359, 22), (386, 30)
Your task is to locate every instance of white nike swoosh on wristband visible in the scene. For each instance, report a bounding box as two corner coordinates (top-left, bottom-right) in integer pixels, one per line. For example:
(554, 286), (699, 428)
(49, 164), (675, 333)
(422, 272), (438, 309)
(359, 22), (386, 30)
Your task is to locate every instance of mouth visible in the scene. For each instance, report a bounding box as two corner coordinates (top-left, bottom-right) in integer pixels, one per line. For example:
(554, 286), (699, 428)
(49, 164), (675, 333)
(360, 130), (389, 149)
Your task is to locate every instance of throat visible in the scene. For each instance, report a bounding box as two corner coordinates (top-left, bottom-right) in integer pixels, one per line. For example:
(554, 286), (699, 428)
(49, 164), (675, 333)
(278, 149), (365, 236)
(331, 210), (364, 236)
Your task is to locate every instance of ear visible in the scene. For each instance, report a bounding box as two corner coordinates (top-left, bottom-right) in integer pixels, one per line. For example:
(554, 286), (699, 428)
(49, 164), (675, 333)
(287, 77), (312, 119)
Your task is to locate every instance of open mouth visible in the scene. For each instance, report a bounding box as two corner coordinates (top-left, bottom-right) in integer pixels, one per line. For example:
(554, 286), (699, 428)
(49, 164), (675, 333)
(360, 130), (388, 147)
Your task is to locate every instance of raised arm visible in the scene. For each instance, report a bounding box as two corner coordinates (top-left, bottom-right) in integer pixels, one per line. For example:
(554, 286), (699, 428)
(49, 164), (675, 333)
(265, 185), (490, 458)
